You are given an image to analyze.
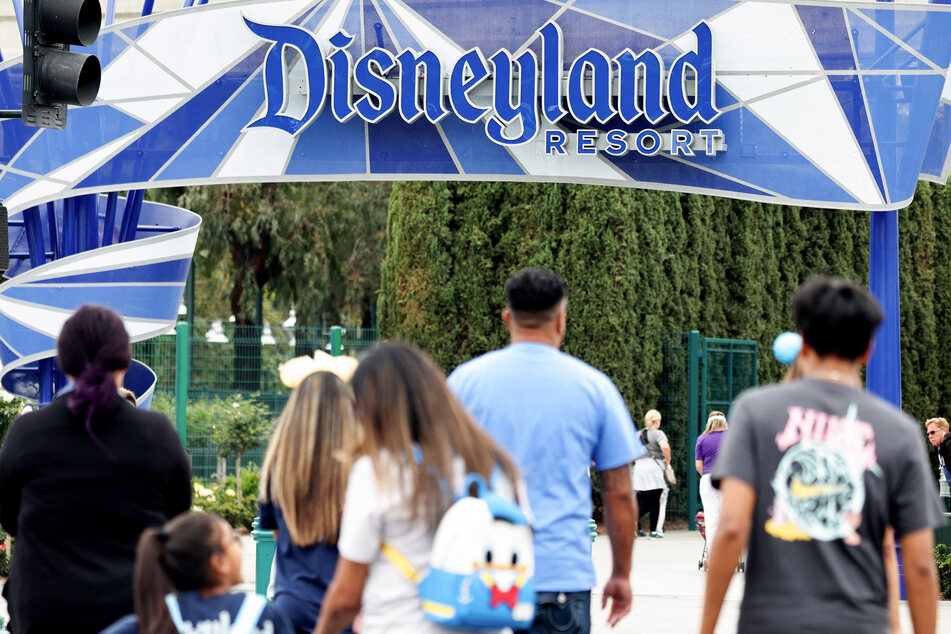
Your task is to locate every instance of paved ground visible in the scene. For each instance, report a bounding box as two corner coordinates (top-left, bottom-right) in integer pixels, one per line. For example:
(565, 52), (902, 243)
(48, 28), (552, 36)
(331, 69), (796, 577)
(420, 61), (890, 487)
(587, 530), (951, 633)
(591, 529), (743, 633)
(1, 529), (948, 632)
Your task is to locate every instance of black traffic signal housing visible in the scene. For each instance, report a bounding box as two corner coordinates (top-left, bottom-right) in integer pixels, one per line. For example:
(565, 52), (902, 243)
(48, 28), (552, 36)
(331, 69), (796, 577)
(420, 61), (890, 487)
(22, 0), (102, 130)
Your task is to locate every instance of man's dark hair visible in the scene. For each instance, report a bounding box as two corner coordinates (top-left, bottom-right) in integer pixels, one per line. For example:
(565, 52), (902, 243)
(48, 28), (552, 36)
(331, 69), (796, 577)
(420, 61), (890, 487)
(792, 275), (883, 360)
(505, 267), (567, 327)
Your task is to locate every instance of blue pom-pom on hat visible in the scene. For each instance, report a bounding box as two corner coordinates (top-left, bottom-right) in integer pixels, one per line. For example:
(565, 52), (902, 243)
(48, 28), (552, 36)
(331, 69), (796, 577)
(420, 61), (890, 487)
(772, 332), (802, 365)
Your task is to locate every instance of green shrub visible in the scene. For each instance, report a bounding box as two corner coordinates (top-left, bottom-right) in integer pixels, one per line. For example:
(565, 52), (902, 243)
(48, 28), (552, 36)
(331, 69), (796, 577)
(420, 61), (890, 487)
(191, 463), (262, 531)
(0, 527), (10, 576)
(0, 393), (25, 574)
(0, 394), (26, 444)
(214, 463), (261, 501)
(937, 544), (951, 600)
(192, 477), (258, 531)
(204, 496), (257, 531)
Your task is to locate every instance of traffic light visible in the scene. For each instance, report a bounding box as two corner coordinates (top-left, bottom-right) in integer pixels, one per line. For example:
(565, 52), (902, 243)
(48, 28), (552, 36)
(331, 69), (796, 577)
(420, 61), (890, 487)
(22, 0), (102, 130)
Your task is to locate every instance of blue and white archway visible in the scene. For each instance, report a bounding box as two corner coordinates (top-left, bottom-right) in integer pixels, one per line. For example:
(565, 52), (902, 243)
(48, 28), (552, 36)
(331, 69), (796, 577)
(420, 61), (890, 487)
(0, 0), (949, 405)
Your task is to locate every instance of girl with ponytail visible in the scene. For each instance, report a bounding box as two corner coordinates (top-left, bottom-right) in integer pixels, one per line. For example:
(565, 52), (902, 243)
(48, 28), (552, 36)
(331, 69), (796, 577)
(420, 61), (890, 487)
(0, 305), (192, 633)
(257, 370), (357, 634)
(102, 511), (293, 634)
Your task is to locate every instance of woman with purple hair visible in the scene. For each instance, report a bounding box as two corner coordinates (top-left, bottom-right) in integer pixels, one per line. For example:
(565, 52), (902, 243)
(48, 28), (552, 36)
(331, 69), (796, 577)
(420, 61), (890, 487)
(0, 305), (192, 633)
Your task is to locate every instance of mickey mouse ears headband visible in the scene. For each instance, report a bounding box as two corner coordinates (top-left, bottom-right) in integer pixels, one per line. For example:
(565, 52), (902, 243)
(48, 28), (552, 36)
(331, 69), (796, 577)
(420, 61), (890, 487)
(279, 350), (359, 388)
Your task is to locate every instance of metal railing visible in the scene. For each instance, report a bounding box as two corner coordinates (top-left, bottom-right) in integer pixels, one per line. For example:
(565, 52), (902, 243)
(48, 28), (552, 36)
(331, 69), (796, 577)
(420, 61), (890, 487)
(136, 320), (379, 478)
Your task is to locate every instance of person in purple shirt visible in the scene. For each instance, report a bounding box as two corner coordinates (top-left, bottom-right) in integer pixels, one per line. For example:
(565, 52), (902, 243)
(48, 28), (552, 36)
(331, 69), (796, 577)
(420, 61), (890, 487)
(695, 411), (728, 564)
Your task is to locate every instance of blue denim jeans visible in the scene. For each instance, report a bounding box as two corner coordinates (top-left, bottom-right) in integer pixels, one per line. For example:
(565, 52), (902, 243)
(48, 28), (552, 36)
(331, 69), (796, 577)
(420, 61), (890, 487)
(518, 591), (591, 634)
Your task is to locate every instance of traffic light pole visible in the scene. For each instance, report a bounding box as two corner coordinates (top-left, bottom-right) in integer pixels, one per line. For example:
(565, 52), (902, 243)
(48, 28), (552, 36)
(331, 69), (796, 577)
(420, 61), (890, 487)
(0, 111), (22, 118)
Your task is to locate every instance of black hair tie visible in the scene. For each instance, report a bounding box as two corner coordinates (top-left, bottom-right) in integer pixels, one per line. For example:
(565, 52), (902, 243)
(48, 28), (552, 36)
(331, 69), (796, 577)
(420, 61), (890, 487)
(156, 529), (170, 544)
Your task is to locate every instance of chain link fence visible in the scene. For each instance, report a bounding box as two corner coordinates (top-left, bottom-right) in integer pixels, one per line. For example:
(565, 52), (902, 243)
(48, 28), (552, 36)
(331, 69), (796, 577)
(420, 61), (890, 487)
(654, 332), (757, 527)
(656, 332), (692, 525)
(137, 323), (754, 506)
(134, 320), (380, 479)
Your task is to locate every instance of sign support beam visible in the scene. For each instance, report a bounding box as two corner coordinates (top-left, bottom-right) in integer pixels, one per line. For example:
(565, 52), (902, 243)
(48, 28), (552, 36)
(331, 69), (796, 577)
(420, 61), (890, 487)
(867, 211), (901, 408)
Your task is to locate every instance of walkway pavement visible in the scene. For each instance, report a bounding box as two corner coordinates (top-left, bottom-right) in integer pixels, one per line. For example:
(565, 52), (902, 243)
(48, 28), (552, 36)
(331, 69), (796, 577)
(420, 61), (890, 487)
(592, 529), (742, 633)
(1, 530), (948, 632)
(589, 530), (951, 633)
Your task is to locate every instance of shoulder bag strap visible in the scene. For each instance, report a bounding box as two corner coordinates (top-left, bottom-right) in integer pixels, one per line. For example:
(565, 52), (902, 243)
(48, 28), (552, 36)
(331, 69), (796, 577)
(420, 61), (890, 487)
(231, 594), (268, 634)
(164, 594), (186, 633)
(381, 542), (422, 584)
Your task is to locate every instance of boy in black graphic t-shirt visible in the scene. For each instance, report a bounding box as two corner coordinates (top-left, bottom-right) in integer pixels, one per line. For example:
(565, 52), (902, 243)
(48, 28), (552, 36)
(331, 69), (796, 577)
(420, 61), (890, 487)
(701, 276), (945, 634)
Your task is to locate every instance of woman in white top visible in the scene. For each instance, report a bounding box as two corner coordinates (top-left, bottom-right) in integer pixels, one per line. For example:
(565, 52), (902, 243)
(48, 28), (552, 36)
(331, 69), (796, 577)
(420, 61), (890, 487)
(631, 409), (671, 537)
(315, 342), (524, 634)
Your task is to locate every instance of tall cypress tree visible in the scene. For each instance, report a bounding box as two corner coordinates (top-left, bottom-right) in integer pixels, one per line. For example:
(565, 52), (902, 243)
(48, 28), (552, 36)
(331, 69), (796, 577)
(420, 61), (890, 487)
(933, 184), (951, 419)
(898, 184), (939, 422)
(378, 181), (461, 365)
(380, 180), (951, 431)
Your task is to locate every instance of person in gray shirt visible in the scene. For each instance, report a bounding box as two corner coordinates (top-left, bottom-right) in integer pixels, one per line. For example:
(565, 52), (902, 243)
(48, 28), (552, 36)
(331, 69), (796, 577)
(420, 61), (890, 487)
(701, 276), (945, 634)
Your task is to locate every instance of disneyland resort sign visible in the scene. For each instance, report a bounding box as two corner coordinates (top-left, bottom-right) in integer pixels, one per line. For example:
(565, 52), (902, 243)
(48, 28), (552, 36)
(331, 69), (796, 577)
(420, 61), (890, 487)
(244, 18), (725, 158)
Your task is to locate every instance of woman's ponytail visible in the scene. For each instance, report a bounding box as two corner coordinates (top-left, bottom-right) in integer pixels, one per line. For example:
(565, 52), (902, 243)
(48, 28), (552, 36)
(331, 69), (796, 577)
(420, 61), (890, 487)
(133, 528), (177, 634)
(56, 305), (131, 455)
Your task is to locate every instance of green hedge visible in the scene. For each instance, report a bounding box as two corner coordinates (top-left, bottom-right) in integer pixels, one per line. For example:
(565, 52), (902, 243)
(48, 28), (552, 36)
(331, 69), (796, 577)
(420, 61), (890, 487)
(937, 544), (951, 600)
(379, 181), (950, 473)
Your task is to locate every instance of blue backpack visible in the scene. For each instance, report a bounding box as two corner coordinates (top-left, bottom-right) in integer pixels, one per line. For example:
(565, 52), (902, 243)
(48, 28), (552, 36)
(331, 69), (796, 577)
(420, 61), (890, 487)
(382, 472), (536, 629)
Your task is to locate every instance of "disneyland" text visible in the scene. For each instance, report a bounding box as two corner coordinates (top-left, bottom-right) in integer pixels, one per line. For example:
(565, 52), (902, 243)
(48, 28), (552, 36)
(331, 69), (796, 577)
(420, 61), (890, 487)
(244, 18), (722, 148)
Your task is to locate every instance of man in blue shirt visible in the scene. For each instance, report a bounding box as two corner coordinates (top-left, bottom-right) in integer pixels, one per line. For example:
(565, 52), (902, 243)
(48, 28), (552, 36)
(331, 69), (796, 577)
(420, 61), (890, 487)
(448, 267), (643, 633)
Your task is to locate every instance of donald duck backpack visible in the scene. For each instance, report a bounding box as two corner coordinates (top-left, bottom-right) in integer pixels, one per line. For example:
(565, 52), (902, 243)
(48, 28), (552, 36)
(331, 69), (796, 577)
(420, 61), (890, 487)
(382, 472), (536, 629)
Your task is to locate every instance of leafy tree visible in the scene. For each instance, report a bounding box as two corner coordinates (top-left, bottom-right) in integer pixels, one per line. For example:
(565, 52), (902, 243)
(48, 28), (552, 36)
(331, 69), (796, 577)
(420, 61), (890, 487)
(210, 395), (272, 502)
(149, 182), (389, 386)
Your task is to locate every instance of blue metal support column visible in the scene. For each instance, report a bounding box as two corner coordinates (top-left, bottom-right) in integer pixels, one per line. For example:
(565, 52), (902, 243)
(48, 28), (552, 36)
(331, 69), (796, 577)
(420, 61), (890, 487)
(77, 195), (99, 252)
(62, 198), (79, 256)
(118, 190), (145, 243)
(45, 202), (59, 260)
(866, 211), (901, 408)
(101, 192), (119, 246)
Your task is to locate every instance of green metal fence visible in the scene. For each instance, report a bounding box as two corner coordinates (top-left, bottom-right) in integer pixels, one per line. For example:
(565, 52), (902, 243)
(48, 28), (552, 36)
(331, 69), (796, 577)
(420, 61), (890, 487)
(701, 338), (758, 420)
(134, 321), (380, 479)
(138, 323), (755, 503)
(656, 331), (693, 524)
(655, 332), (757, 528)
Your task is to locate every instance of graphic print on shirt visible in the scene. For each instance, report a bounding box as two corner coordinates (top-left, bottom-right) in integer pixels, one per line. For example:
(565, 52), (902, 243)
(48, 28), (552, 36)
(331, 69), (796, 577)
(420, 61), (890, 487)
(170, 614), (275, 634)
(766, 403), (882, 545)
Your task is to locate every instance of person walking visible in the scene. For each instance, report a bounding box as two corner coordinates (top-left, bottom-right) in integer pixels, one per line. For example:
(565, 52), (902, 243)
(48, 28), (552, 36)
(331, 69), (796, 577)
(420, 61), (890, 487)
(695, 411), (728, 563)
(315, 342), (526, 634)
(701, 276), (945, 634)
(632, 409), (670, 538)
(448, 267), (642, 632)
(0, 304), (192, 633)
(257, 370), (358, 634)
